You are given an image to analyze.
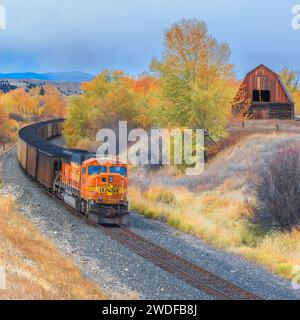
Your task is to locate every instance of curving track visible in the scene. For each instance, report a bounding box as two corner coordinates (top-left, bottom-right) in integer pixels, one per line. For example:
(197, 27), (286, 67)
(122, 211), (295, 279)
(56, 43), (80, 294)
(100, 226), (261, 300)
(17, 119), (262, 300)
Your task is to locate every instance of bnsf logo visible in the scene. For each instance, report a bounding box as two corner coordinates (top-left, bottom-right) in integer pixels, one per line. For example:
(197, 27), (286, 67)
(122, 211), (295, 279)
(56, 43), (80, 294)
(99, 186), (124, 194)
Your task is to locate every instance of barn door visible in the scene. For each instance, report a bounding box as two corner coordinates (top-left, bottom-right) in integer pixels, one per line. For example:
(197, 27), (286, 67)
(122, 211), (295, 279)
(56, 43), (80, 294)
(253, 109), (269, 119)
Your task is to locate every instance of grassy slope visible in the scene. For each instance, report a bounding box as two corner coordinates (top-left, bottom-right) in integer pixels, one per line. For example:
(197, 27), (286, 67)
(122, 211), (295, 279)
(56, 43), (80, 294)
(129, 132), (300, 279)
(0, 196), (107, 300)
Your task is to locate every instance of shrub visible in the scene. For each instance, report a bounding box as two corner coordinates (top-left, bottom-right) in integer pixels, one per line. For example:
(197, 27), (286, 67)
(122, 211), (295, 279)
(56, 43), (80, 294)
(143, 187), (177, 205)
(249, 143), (300, 232)
(76, 137), (97, 152)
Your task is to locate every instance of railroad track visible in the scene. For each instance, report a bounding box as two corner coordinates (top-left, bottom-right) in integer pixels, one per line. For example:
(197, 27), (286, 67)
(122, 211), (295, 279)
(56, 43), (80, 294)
(99, 225), (262, 300)
(16, 120), (263, 300)
(20, 160), (262, 301)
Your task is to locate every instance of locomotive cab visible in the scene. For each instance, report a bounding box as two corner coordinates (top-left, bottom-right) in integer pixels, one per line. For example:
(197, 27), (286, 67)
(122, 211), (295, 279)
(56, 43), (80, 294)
(79, 158), (129, 224)
(81, 159), (128, 204)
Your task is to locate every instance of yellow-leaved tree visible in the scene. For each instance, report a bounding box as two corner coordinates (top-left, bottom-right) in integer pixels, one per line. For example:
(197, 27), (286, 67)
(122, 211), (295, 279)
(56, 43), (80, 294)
(151, 19), (236, 139)
(0, 97), (9, 148)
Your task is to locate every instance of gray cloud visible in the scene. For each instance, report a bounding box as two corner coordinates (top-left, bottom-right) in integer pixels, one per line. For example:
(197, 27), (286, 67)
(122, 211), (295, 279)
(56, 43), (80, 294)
(0, 0), (299, 76)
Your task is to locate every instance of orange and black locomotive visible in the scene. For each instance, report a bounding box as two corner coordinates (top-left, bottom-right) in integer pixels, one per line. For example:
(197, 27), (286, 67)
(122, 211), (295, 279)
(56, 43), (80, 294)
(17, 119), (129, 225)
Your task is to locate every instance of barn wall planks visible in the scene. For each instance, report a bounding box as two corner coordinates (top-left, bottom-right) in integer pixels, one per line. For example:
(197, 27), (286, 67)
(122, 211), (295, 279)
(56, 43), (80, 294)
(232, 65), (294, 119)
(243, 66), (290, 104)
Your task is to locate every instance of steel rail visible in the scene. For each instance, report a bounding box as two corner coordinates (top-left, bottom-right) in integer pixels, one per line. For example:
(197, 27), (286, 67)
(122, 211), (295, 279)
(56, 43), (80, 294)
(16, 147), (262, 301)
(40, 182), (262, 300)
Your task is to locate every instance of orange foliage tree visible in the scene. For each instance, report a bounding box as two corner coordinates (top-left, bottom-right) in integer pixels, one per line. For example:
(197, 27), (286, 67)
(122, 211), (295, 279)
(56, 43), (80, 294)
(64, 71), (159, 148)
(0, 98), (9, 147)
(40, 85), (66, 118)
(0, 84), (67, 143)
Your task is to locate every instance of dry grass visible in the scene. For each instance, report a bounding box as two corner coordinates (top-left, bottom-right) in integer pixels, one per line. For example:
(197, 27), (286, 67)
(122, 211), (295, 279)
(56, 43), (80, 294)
(0, 197), (107, 300)
(129, 131), (300, 279)
(129, 181), (252, 249)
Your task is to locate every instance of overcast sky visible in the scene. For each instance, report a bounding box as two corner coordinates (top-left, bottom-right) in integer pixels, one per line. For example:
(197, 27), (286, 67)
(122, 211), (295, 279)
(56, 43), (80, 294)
(0, 0), (300, 77)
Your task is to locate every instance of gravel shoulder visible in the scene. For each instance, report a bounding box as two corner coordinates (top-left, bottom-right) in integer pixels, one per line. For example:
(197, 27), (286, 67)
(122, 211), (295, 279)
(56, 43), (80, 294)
(0, 148), (210, 300)
(128, 213), (300, 300)
(1, 147), (300, 300)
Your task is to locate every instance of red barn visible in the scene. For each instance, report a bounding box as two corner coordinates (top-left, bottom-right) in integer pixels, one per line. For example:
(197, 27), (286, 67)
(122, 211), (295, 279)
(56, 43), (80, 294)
(232, 65), (295, 119)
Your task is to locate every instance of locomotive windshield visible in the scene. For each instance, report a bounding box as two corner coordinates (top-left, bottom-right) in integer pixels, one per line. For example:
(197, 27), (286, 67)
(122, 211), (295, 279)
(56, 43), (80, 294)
(88, 165), (107, 175)
(110, 166), (127, 177)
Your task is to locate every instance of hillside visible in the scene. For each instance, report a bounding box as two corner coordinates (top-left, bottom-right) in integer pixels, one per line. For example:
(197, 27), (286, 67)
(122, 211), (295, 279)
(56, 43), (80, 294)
(129, 129), (300, 279)
(0, 192), (106, 299)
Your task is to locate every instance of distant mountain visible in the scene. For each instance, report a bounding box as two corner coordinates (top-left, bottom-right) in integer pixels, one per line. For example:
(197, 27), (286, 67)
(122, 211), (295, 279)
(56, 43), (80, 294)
(0, 71), (94, 83)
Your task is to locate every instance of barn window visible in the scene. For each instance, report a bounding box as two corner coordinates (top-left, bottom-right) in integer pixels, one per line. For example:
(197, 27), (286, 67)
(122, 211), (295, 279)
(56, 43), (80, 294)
(253, 90), (260, 102)
(261, 90), (270, 102)
(252, 90), (271, 102)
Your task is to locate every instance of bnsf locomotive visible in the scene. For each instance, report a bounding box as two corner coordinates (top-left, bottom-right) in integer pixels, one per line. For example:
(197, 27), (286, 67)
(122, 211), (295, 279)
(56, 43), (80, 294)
(17, 119), (129, 225)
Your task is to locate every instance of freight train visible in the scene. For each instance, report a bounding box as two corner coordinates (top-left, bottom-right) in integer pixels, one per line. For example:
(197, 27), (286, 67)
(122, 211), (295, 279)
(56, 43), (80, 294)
(17, 119), (129, 225)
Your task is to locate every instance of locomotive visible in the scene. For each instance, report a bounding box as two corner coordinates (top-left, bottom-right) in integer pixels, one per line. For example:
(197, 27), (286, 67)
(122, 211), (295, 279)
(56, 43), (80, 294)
(17, 119), (129, 225)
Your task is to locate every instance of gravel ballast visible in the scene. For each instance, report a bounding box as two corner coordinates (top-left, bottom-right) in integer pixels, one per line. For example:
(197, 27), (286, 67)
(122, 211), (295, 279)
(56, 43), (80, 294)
(1, 148), (300, 300)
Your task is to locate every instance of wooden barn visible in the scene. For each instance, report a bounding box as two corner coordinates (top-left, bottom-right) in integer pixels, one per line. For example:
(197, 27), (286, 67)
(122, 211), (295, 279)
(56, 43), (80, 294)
(232, 64), (295, 120)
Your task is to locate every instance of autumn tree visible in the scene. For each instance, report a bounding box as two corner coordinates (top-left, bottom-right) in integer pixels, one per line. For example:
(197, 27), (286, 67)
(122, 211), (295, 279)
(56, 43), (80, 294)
(64, 95), (89, 147)
(0, 98), (9, 148)
(151, 19), (235, 138)
(1, 88), (40, 121)
(64, 70), (158, 149)
(40, 85), (66, 118)
(279, 67), (300, 114)
(279, 67), (299, 92)
(0, 84), (66, 144)
(64, 20), (238, 149)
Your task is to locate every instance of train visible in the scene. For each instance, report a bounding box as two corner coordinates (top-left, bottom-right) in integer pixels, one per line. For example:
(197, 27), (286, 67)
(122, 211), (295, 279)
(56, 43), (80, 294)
(17, 119), (129, 225)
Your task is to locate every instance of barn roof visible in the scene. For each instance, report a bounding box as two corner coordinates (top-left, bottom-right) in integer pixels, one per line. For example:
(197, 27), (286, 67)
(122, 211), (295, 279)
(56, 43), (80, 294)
(246, 64), (295, 104)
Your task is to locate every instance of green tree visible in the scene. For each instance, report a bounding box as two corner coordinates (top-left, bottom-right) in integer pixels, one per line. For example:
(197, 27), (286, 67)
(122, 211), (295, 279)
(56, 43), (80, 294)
(278, 67), (300, 114)
(64, 96), (89, 147)
(151, 19), (235, 139)
(278, 67), (299, 93)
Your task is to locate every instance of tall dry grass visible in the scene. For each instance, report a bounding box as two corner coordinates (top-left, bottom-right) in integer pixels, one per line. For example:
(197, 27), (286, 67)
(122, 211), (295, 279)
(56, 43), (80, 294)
(0, 197), (107, 300)
(129, 132), (300, 279)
